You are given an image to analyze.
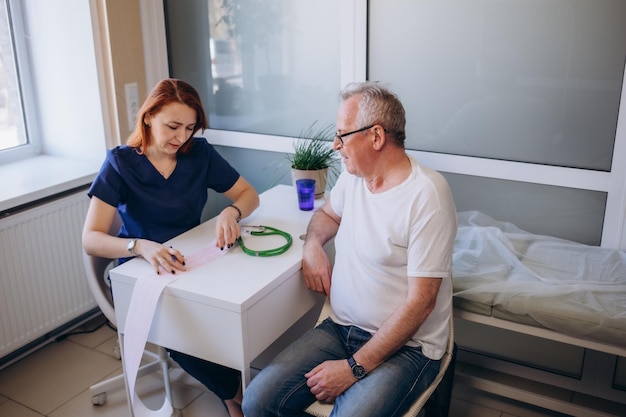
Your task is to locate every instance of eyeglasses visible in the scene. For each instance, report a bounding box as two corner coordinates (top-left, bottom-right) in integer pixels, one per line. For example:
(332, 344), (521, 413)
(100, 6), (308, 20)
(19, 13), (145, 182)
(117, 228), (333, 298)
(334, 125), (374, 146)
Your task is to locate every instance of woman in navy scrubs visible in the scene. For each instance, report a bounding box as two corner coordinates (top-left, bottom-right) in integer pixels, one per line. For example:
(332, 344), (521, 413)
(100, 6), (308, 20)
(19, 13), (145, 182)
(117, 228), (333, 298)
(83, 78), (258, 417)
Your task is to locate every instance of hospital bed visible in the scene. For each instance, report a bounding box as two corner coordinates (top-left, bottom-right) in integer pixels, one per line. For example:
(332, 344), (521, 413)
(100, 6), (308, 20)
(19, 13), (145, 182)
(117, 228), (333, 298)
(451, 211), (626, 416)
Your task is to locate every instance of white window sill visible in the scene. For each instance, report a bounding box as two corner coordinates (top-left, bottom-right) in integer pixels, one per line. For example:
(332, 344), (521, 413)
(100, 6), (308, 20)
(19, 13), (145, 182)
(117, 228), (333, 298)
(0, 155), (99, 213)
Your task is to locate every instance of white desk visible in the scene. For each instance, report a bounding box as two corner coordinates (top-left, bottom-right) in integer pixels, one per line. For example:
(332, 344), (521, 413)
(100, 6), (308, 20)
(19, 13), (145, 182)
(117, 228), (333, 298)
(110, 185), (326, 389)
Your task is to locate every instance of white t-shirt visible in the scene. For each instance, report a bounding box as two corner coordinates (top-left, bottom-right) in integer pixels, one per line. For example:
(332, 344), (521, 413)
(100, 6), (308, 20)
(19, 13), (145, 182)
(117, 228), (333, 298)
(329, 155), (457, 359)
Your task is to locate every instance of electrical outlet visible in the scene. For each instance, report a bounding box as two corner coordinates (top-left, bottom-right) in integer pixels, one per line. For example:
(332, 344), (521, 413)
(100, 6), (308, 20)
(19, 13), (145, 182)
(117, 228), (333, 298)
(125, 82), (140, 132)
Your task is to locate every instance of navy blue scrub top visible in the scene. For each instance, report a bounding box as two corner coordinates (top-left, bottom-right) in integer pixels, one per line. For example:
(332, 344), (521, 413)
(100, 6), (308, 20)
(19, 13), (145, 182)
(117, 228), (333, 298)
(88, 137), (240, 247)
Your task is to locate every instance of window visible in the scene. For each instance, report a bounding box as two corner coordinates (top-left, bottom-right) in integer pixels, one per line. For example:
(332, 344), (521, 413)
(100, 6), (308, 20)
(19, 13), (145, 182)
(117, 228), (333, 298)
(163, 0), (626, 249)
(369, 0), (626, 247)
(0, 0), (108, 213)
(0, 0), (37, 163)
(165, 0), (342, 138)
(370, 1), (625, 172)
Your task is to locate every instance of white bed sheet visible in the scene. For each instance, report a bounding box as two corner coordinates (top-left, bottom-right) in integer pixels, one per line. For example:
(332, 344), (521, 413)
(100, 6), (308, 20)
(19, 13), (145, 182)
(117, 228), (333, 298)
(453, 211), (626, 345)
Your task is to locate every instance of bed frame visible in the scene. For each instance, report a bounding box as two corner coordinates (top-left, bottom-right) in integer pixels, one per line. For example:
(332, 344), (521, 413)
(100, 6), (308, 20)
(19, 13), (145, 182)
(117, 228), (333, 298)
(450, 211), (625, 416)
(453, 305), (626, 417)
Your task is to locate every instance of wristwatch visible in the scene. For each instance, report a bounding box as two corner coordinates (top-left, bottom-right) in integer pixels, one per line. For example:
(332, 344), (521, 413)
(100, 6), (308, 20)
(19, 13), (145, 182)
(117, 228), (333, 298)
(347, 356), (367, 379)
(127, 238), (138, 256)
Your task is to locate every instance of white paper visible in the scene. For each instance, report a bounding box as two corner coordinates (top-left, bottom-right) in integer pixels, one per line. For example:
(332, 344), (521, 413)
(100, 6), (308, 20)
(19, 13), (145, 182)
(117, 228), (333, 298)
(122, 241), (229, 416)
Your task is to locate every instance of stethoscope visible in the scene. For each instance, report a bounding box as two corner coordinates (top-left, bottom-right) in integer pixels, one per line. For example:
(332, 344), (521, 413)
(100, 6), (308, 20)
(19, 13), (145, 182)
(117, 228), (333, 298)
(237, 225), (293, 257)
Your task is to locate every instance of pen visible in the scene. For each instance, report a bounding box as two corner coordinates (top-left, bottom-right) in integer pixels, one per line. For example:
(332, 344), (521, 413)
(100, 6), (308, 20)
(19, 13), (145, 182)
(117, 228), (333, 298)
(170, 246), (186, 266)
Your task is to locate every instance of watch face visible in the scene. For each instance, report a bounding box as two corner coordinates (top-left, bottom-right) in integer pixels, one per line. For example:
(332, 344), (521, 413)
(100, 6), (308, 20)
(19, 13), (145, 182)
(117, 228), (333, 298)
(352, 364), (367, 379)
(127, 239), (136, 254)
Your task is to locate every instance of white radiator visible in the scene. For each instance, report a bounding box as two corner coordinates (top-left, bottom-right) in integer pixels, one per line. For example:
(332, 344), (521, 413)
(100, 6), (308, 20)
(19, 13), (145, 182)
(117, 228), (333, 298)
(0, 190), (96, 360)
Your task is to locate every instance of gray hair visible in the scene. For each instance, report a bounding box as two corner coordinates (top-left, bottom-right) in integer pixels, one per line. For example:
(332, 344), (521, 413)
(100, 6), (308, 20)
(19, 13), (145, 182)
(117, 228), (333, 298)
(339, 81), (406, 146)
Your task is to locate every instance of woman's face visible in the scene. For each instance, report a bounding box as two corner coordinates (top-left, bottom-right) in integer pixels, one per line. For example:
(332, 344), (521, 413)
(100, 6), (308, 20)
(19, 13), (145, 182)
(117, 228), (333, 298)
(146, 102), (197, 155)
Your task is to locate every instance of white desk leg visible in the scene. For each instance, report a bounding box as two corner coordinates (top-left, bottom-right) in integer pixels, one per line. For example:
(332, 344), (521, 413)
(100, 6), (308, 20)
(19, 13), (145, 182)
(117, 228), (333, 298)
(242, 365), (252, 392)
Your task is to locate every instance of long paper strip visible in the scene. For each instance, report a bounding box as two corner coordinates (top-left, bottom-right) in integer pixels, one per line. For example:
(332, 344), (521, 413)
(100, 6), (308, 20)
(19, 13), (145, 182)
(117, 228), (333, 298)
(122, 242), (229, 416)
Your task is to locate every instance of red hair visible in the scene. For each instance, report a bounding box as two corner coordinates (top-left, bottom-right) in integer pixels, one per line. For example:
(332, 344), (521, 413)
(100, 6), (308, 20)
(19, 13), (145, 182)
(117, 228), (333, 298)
(126, 78), (208, 154)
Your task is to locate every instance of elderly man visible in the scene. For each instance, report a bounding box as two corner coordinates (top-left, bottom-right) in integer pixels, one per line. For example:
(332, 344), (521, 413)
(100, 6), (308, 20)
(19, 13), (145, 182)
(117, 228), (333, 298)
(242, 81), (457, 417)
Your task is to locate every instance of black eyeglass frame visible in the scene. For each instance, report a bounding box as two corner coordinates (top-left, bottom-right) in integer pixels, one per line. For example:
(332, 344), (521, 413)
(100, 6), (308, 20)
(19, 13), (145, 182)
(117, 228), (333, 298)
(334, 125), (374, 146)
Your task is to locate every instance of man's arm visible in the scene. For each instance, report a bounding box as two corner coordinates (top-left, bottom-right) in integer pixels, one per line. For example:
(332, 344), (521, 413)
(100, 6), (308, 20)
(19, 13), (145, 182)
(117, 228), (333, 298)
(305, 276), (441, 402)
(302, 199), (340, 296)
(353, 276), (441, 371)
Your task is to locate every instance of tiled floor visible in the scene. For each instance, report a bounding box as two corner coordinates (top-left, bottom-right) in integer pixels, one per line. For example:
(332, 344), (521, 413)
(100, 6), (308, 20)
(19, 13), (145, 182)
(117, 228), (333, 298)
(0, 315), (571, 417)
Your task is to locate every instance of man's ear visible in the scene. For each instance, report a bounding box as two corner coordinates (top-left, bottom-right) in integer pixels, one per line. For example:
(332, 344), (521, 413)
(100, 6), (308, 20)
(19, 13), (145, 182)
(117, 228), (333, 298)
(372, 125), (386, 150)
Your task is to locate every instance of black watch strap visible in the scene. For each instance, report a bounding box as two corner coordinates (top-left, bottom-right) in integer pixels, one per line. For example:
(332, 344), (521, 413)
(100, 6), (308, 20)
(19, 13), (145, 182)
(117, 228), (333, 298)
(347, 356), (367, 379)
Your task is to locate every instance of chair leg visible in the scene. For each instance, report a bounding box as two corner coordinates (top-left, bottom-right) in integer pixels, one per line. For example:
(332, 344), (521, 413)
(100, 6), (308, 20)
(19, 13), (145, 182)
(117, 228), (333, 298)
(156, 347), (183, 416)
(90, 346), (181, 413)
(158, 347), (174, 406)
(90, 372), (125, 405)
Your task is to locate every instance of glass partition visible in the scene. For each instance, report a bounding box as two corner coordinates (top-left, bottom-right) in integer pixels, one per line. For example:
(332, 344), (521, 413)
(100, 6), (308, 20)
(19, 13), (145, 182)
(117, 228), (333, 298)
(443, 172), (606, 245)
(165, 0), (342, 137)
(165, 0), (626, 246)
(369, 0), (626, 171)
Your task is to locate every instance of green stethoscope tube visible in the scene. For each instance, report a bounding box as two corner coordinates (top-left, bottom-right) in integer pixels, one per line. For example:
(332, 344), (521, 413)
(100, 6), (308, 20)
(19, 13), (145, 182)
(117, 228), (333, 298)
(237, 225), (293, 257)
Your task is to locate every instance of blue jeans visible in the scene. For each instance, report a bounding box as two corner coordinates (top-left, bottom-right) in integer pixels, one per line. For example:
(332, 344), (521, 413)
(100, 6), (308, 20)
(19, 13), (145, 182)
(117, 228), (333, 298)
(242, 318), (440, 417)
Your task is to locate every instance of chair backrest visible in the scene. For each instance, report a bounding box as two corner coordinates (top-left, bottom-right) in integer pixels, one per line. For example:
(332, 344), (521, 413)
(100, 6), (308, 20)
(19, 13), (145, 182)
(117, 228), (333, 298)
(82, 212), (122, 326)
(304, 314), (455, 417)
(404, 314), (455, 417)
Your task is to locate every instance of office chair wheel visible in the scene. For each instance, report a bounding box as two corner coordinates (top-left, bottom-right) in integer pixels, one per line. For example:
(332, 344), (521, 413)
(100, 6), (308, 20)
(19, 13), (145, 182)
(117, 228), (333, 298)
(113, 345), (121, 360)
(91, 392), (107, 405)
(172, 408), (183, 417)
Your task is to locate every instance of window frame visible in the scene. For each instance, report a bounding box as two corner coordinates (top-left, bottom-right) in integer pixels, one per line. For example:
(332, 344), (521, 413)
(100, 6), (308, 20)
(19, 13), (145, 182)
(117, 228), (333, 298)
(192, 0), (367, 150)
(148, 0), (626, 250)
(0, 0), (42, 165)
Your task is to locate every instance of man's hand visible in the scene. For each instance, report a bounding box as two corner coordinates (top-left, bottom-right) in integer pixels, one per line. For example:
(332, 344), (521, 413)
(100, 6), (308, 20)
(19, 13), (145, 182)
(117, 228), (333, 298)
(305, 359), (356, 403)
(301, 200), (340, 296)
(302, 242), (333, 296)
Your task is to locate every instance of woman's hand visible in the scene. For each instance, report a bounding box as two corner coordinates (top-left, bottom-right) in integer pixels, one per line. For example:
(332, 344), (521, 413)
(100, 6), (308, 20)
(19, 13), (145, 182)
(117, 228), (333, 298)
(134, 239), (186, 275)
(215, 205), (241, 250)
(217, 177), (260, 250)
